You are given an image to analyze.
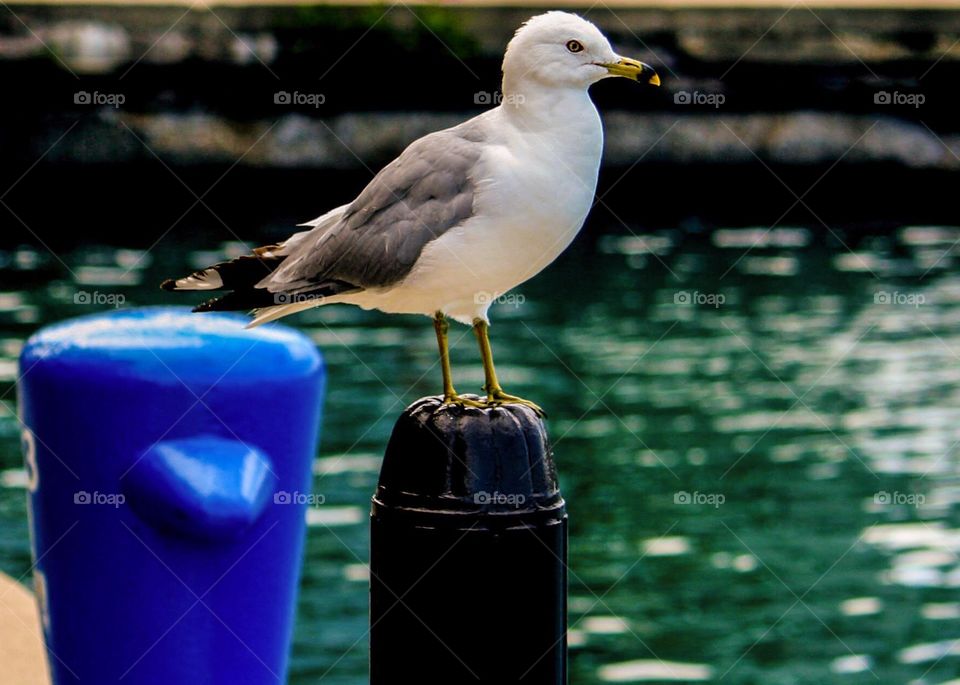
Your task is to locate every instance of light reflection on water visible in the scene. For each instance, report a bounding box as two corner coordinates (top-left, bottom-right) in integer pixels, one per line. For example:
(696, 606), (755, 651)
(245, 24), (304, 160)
(0, 226), (958, 683)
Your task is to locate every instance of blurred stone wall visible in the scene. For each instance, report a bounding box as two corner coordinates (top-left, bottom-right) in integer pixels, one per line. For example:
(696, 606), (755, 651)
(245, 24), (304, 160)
(2, 4), (957, 169)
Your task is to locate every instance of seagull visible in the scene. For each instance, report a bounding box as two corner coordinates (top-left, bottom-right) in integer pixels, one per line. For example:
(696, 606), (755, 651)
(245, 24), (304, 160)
(162, 11), (660, 415)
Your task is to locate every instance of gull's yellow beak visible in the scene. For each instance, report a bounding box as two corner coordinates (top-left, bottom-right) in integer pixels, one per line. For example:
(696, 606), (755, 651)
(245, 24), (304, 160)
(599, 57), (660, 86)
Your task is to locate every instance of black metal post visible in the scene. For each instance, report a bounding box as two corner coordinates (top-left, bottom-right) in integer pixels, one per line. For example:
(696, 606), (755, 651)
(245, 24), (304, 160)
(370, 396), (567, 684)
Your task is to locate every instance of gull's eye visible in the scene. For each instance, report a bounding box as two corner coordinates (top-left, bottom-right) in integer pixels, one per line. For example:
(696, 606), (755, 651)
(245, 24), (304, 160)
(566, 40), (584, 53)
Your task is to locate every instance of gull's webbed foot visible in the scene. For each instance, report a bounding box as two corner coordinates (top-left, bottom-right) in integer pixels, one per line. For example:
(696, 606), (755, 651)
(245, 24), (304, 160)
(442, 393), (489, 410)
(486, 389), (545, 417)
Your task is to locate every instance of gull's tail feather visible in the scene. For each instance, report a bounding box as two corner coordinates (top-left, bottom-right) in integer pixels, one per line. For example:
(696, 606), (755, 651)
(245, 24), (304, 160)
(161, 245), (288, 314)
(160, 247), (285, 294)
(162, 206), (356, 324)
(186, 279), (358, 316)
(163, 242), (361, 323)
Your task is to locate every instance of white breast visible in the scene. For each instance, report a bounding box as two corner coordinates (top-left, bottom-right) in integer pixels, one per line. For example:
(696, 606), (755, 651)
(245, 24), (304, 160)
(354, 95), (604, 324)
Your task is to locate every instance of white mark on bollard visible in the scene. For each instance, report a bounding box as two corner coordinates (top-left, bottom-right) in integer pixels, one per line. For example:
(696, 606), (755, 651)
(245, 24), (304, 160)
(21, 428), (38, 493)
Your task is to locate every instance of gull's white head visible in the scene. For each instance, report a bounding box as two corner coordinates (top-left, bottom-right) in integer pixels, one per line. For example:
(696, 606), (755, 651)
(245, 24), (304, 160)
(502, 11), (660, 92)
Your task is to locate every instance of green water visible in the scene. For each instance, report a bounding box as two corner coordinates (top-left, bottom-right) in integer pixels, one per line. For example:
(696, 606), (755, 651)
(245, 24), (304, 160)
(1, 225), (959, 684)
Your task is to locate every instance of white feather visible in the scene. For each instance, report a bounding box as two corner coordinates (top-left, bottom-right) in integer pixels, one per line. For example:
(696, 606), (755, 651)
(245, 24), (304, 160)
(175, 269), (224, 291)
(246, 300), (324, 328)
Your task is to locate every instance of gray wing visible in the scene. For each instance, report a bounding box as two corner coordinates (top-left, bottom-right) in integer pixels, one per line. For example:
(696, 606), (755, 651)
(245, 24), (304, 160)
(259, 123), (485, 295)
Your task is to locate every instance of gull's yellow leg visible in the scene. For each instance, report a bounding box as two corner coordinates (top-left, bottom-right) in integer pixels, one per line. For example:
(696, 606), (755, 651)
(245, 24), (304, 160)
(472, 318), (544, 416)
(434, 312), (485, 409)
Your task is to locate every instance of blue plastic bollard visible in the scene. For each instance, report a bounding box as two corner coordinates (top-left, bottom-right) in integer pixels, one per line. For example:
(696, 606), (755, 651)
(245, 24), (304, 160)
(17, 307), (324, 684)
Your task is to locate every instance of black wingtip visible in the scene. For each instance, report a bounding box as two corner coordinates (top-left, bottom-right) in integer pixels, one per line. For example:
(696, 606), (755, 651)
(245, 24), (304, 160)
(160, 278), (177, 292)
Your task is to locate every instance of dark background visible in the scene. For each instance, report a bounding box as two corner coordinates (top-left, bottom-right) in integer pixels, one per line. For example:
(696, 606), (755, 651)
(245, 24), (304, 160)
(1, 4), (957, 250)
